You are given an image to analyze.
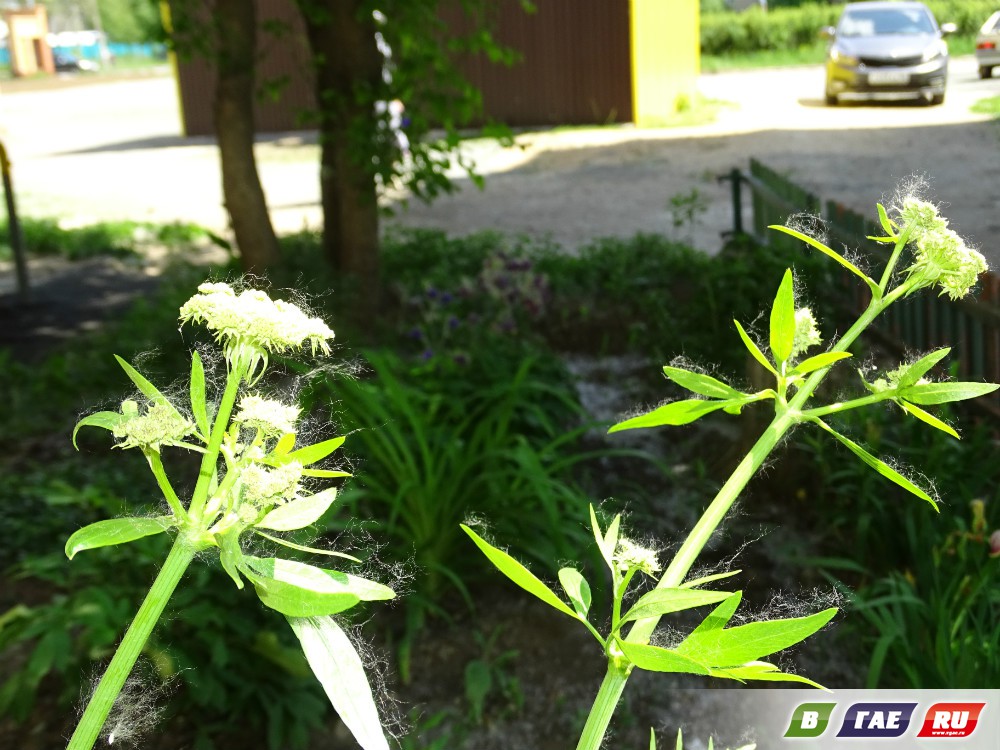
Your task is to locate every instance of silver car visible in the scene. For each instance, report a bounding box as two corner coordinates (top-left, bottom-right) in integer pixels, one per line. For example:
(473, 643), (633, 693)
(976, 11), (1000, 79)
(823, 1), (955, 106)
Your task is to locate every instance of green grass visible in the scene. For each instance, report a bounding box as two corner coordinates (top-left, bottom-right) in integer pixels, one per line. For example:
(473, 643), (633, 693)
(972, 95), (1000, 116)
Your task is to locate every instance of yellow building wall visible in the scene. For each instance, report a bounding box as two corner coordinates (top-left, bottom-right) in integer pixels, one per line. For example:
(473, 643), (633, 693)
(630, 0), (700, 126)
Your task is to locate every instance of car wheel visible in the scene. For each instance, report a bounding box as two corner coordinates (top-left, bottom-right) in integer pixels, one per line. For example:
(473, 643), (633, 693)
(930, 93), (945, 106)
(980, 66), (994, 80)
(825, 90), (838, 106)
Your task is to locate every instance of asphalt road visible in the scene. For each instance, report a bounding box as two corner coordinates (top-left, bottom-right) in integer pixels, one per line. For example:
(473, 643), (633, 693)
(0, 57), (997, 261)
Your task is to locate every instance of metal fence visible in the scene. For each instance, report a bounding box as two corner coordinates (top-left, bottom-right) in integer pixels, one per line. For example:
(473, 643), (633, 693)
(733, 158), (1000, 410)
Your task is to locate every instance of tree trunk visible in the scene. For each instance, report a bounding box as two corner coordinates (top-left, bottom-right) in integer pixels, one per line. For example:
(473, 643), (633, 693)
(214, 0), (282, 274)
(296, 0), (382, 311)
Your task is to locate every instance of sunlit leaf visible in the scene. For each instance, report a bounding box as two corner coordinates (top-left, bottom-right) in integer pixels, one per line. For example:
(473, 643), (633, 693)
(620, 588), (733, 625)
(190, 351), (210, 438)
(217, 529), (244, 589)
(461, 525), (575, 618)
(617, 640), (711, 676)
(769, 269), (795, 365)
(241, 556), (392, 617)
(898, 381), (999, 406)
(814, 419), (937, 509)
(65, 517), (173, 560)
(662, 366), (745, 400)
(899, 401), (959, 439)
(710, 660), (827, 689)
(558, 568), (592, 618)
(114, 355), (177, 412)
(609, 397), (752, 433)
(876, 202), (897, 235)
(894, 348), (950, 388)
(677, 608), (837, 667)
(734, 320), (777, 376)
(689, 591), (743, 636)
(288, 616), (390, 750)
(274, 432), (296, 456)
(288, 437), (346, 466)
(790, 352), (852, 376)
(769, 225), (879, 295)
(681, 570), (742, 589)
(257, 488), (338, 531)
(254, 531), (362, 563)
(72, 411), (125, 449)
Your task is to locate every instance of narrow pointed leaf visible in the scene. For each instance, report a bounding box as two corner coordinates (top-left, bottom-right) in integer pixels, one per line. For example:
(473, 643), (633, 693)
(620, 588), (733, 625)
(815, 420), (937, 509)
(769, 269), (796, 364)
(710, 661), (827, 689)
(791, 352), (852, 376)
(275, 432), (296, 455)
(662, 366), (745, 399)
(650, 728), (656, 750)
(301, 468), (352, 479)
(254, 530), (362, 563)
(217, 529), (245, 589)
(769, 225), (879, 294)
(288, 437), (347, 467)
(734, 320), (777, 376)
(65, 516), (172, 560)
(257, 488), (339, 532)
(240, 556), (392, 617)
(609, 398), (748, 433)
(876, 203), (897, 235)
(114, 355), (176, 411)
(603, 514), (621, 564)
(899, 400), (959, 439)
(677, 608), (837, 667)
(461, 525), (575, 618)
(617, 640), (711, 676)
(590, 505), (611, 569)
(898, 381), (999, 406)
(288, 616), (390, 750)
(190, 351), (209, 438)
(895, 348), (950, 388)
(681, 569), (742, 589)
(558, 568), (592, 618)
(72, 411), (125, 449)
(689, 591), (743, 636)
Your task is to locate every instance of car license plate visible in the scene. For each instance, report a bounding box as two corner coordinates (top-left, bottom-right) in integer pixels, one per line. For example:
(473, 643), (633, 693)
(868, 70), (910, 85)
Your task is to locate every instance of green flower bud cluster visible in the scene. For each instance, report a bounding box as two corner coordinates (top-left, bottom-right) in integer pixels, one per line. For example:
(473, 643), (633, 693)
(613, 537), (661, 577)
(898, 197), (987, 300)
(112, 400), (194, 452)
(868, 362), (927, 394)
(179, 283), (335, 375)
(241, 461), (303, 507)
(791, 308), (822, 359)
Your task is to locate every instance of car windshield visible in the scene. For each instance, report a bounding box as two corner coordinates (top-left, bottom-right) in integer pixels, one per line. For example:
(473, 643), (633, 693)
(838, 8), (936, 37)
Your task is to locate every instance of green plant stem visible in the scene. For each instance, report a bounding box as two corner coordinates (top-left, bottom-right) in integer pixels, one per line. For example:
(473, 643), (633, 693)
(576, 293), (891, 750)
(66, 536), (197, 750)
(188, 369), (241, 522)
(145, 451), (187, 521)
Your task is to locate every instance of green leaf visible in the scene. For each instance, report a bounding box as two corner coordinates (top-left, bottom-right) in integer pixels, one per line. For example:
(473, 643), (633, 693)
(898, 381), (999, 406)
(114, 355), (176, 411)
(709, 660), (827, 689)
(734, 320), (777, 376)
(240, 556), (393, 617)
(876, 202), (896, 235)
(460, 525), (575, 619)
(72, 411), (125, 449)
(287, 437), (346, 467)
(619, 588), (733, 625)
(616, 640), (711, 676)
(895, 348), (951, 388)
(677, 608), (837, 667)
(769, 269), (795, 364)
(662, 366), (744, 400)
(609, 398), (749, 433)
(65, 516), (173, 560)
(681, 570), (742, 589)
(288, 616), (390, 750)
(217, 529), (244, 589)
(650, 728), (656, 750)
(790, 352), (852, 376)
(590, 505), (620, 575)
(558, 568), (592, 618)
(257, 488), (338, 532)
(254, 531), (362, 563)
(274, 432), (296, 456)
(899, 401), (959, 439)
(190, 351), (209, 438)
(689, 591), (743, 636)
(769, 225), (879, 295)
(301, 468), (352, 479)
(815, 420), (937, 509)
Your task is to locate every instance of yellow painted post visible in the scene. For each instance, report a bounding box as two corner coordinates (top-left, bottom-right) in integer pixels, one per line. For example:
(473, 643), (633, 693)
(629, 0), (700, 126)
(160, 1), (187, 136)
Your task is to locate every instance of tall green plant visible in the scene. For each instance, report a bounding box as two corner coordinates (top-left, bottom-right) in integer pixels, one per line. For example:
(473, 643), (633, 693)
(63, 282), (395, 750)
(465, 195), (998, 748)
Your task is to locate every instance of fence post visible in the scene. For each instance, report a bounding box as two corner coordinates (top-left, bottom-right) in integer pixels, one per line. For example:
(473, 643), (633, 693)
(0, 141), (29, 301)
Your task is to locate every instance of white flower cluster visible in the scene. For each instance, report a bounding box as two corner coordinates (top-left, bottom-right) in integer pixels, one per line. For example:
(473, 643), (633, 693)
(179, 283), (334, 374)
(898, 197), (987, 300)
(112, 399), (195, 452)
(233, 395), (301, 437)
(613, 537), (661, 577)
(241, 461), (303, 507)
(790, 308), (822, 359)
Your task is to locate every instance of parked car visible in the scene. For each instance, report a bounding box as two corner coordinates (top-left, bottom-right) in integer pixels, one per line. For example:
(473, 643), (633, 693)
(53, 52), (100, 74)
(822, 1), (955, 106)
(976, 10), (1000, 79)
